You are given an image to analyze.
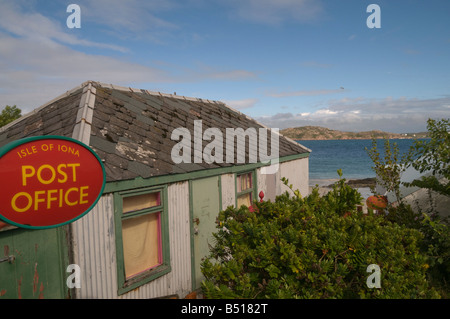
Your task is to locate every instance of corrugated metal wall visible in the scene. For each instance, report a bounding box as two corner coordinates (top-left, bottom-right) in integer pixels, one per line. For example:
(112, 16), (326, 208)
(70, 193), (116, 298)
(71, 182), (192, 299)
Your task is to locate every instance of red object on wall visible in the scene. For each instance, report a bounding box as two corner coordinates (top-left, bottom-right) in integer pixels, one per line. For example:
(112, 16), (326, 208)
(0, 136), (105, 229)
(366, 195), (388, 210)
(259, 191), (265, 202)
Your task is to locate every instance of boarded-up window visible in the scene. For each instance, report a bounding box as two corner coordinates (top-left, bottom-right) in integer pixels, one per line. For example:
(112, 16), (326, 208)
(121, 191), (162, 279)
(237, 172), (253, 207)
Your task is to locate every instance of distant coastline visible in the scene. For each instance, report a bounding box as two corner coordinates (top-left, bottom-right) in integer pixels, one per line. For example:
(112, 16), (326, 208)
(280, 125), (428, 141)
(309, 178), (376, 199)
(296, 138), (418, 200)
(310, 177), (376, 188)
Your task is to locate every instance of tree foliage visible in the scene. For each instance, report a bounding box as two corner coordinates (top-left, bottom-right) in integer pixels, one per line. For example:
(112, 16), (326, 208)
(365, 118), (449, 199)
(403, 118), (450, 197)
(365, 118), (449, 297)
(365, 138), (405, 202)
(0, 105), (22, 128)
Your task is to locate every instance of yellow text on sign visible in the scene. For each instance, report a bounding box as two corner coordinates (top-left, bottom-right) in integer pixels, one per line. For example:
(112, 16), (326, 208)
(10, 163), (90, 213)
(11, 187), (90, 213)
(22, 163), (80, 186)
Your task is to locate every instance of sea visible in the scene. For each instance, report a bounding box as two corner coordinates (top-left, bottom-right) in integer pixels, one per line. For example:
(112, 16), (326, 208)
(296, 139), (419, 194)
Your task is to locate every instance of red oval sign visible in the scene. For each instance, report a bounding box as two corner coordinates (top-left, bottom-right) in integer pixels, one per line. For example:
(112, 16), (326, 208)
(0, 136), (105, 229)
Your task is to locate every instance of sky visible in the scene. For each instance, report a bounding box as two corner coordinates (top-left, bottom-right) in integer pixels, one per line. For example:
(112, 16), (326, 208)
(0, 0), (449, 133)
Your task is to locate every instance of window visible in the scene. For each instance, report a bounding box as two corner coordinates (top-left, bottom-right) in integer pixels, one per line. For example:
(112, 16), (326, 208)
(236, 172), (255, 207)
(115, 187), (170, 294)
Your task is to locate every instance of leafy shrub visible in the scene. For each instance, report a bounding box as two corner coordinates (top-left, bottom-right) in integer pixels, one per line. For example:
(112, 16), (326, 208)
(403, 118), (449, 197)
(201, 176), (441, 299)
(365, 119), (450, 297)
(385, 203), (450, 297)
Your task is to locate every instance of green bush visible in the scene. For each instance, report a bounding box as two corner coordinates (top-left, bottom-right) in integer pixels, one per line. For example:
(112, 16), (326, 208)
(385, 203), (450, 297)
(201, 177), (441, 299)
(364, 119), (450, 297)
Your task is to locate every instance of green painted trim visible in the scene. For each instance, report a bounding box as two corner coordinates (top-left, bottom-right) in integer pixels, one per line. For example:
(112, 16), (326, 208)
(59, 225), (73, 298)
(278, 152), (310, 163)
(235, 170), (257, 208)
(188, 180), (196, 292)
(0, 135), (106, 230)
(234, 173), (238, 207)
(218, 176), (223, 212)
(189, 175), (221, 291)
(120, 189), (163, 220)
(161, 186), (171, 277)
(253, 169), (259, 202)
(104, 152), (309, 194)
(114, 185), (171, 296)
(113, 192), (125, 291)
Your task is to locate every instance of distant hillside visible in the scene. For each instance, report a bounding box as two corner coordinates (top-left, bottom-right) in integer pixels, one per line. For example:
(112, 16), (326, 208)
(280, 126), (428, 140)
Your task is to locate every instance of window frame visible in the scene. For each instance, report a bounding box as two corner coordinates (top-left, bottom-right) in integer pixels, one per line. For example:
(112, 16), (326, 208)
(235, 170), (257, 208)
(114, 185), (170, 295)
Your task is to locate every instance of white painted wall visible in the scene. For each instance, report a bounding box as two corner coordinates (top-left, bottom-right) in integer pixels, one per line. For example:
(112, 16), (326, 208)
(257, 157), (309, 201)
(278, 157), (309, 198)
(220, 173), (235, 210)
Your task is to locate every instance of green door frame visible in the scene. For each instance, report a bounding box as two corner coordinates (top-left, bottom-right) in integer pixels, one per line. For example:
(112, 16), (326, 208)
(189, 175), (222, 292)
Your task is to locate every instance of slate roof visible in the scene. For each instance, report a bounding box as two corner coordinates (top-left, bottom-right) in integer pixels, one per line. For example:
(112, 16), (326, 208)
(0, 81), (310, 182)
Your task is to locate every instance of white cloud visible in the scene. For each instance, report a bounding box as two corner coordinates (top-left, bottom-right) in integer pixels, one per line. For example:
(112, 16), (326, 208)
(223, 98), (259, 110)
(315, 109), (338, 115)
(77, 0), (179, 41)
(0, 33), (173, 112)
(0, 31), (257, 112)
(0, 1), (127, 52)
(255, 96), (450, 133)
